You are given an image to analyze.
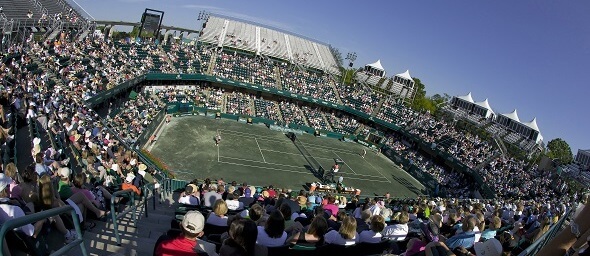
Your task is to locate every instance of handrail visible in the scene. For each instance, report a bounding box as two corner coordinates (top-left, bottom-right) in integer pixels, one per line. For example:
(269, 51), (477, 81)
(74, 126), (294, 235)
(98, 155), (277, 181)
(110, 189), (136, 246)
(0, 206), (87, 256)
(517, 208), (572, 256)
(142, 182), (157, 218)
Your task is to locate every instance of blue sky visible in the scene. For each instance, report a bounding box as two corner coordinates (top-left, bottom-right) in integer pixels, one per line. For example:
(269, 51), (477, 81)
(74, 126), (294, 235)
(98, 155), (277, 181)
(75, 0), (590, 153)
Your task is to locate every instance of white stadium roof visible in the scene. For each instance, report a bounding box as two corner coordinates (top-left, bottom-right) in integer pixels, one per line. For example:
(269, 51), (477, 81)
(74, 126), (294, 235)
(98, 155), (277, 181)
(367, 59), (384, 70)
(457, 92), (474, 103)
(396, 70), (413, 81)
(474, 98), (494, 114)
(502, 109), (521, 122)
(524, 117), (540, 131)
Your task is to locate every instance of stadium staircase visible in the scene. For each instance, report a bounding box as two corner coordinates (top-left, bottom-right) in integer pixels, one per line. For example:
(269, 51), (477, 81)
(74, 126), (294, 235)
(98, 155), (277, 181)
(492, 134), (508, 156)
(376, 77), (386, 88)
(273, 66), (283, 90)
(321, 113), (333, 132)
(66, 192), (177, 256)
(328, 79), (344, 105)
(160, 46), (178, 73)
(371, 96), (388, 117)
(206, 51), (218, 75)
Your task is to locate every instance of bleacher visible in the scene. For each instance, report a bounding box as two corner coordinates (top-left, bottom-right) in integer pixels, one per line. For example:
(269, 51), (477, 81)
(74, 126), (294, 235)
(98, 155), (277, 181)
(485, 123), (508, 138)
(279, 66), (338, 102)
(213, 50), (277, 88)
(338, 84), (379, 114)
(503, 132), (522, 144)
(278, 101), (306, 126)
(254, 97), (282, 122)
(326, 114), (360, 135)
(199, 15), (341, 75)
(300, 105), (330, 131)
(225, 92), (253, 116)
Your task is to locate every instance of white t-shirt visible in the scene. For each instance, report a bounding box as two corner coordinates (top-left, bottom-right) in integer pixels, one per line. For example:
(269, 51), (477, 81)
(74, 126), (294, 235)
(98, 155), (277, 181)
(323, 230), (359, 246)
(225, 200), (243, 211)
(179, 195), (200, 206)
(0, 202), (34, 236)
(206, 214), (228, 226)
(256, 226), (287, 247)
(382, 223), (408, 241)
(358, 230), (383, 243)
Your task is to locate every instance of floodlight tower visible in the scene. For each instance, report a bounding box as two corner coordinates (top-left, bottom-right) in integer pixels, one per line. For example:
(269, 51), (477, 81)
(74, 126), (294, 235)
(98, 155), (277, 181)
(341, 52), (357, 85)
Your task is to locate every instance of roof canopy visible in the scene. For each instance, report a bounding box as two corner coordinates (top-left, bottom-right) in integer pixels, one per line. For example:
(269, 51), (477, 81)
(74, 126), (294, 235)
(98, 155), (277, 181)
(457, 92), (474, 103)
(502, 109), (520, 122)
(474, 98), (494, 114)
(367, 60), (384, 70)
(524, 117), (540, 131)
(396, 70), (412, 81)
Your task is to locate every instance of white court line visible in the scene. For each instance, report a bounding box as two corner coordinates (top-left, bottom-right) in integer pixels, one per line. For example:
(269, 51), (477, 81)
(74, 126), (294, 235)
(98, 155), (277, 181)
(218, 160), (391, 183)
(363, 157), (391, 183)
(220, 129), (358, 155)
(255, 138), (266, 163)
(217, 142), (220, 162)
(261, 148), (345, 162)
(299, 140), (359, 155)
(333, 151), (357, 175)
(220, 155), (302, 168)
(221, 155), (381, 178)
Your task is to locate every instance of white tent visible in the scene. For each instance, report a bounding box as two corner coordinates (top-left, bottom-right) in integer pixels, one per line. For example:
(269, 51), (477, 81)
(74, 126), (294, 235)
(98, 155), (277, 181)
(367, 59), (384, 70)
(457, 92), (474, 103)
(523, 117), (540, 131)
(502, 109), (520, 122)
(396, 70), (413, 81)
(474, 98), (494, 117)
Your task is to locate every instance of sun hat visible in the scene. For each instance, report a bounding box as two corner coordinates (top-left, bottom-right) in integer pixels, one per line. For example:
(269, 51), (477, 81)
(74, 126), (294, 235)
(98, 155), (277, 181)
(181, 211), (205, 234)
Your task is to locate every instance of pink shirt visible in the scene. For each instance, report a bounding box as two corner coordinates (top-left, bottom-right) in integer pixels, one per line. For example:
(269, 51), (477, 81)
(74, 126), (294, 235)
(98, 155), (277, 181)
(71, 187), (99, 205)
(324, 204), (340, 217)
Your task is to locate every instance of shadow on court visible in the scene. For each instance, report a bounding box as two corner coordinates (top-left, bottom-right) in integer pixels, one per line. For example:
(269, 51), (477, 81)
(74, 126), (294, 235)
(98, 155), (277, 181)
(391, 175), (424, 195)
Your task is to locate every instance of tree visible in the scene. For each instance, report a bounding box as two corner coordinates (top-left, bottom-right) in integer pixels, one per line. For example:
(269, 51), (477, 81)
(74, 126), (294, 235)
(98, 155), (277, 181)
(546, 138), (574, 164)
(329, 45), (344, 67)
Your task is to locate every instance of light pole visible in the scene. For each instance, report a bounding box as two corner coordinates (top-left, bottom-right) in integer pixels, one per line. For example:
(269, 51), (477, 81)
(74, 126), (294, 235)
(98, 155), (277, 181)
(342, 52), (357, 85)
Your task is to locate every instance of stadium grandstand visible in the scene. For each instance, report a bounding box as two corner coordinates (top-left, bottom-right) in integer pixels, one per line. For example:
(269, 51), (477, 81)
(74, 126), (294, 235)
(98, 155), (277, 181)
(0, 2), (587, 256)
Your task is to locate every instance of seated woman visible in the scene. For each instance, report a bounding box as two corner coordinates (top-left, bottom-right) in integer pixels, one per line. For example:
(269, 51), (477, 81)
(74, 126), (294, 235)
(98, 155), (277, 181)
(219, 218), (268, 256)
(324, 215), (359, 246)
(206, 199), (229, 226)
(290, 215), (328, 246)
(55, 168), (107, 221)
(71, 172), (113, 210)
(36, 174), (81, 243)
(359, 215), (386, 243)
(256, 210), (288, 247)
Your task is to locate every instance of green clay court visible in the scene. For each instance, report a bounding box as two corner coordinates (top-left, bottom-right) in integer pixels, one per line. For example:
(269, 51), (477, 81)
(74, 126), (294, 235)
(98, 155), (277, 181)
(148, 115), (425, 197)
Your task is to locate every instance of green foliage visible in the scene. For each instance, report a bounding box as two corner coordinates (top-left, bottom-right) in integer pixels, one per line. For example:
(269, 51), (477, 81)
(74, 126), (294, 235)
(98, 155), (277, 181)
(546, 138), (574, 164)
(340, 67), (357, 85)
(330, 46), (344, 67)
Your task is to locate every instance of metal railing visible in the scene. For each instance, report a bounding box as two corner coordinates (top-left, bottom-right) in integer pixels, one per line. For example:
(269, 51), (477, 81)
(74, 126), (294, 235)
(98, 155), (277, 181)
(0, 206), (87, 256)
(517, 208), (572, 256)
(109, 189), (137, 246)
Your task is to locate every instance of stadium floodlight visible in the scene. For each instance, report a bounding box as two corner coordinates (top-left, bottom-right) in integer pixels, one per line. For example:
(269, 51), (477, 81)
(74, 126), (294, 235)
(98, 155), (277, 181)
(197, 11), (210, 21)
(345, 52), (357, 67)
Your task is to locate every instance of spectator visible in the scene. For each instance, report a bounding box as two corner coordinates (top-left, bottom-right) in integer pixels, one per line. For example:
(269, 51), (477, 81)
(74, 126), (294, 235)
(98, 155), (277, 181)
(256, 210), (287, 247)
(291, 215), (328, 246)
(179, 184), (200, 206)
(324, 215), (359, 246)
(359, 215), (386, 243)
(207, 199), (229, 226)
(155, 211), (205, 256)
(219, 218), (267, 256)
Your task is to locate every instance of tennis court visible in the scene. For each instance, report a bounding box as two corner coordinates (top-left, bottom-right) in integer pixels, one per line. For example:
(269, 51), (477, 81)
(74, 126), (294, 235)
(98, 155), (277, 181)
(148, 115), (425, 197)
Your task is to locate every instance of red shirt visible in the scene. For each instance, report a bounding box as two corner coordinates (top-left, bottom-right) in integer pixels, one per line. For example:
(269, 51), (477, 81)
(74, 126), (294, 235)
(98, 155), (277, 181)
(155, 235), (200, 256)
